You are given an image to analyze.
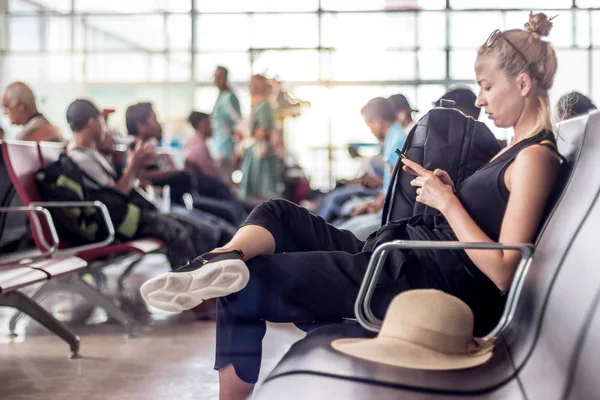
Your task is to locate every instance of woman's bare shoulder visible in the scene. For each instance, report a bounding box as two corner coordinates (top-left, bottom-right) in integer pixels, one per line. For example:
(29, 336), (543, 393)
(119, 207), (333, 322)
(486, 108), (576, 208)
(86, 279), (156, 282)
(517, 141), (560, 165)
(511, 142), (560, 184)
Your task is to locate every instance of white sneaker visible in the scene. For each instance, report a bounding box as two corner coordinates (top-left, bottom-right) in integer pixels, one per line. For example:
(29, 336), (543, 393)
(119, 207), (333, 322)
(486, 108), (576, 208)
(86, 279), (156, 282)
(140, 250), (249, 312)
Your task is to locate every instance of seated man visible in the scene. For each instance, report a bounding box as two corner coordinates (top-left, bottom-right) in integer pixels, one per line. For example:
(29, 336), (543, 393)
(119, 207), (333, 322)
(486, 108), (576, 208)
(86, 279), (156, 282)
(327, 94), (415, 225)
(334, 97), (408, 238)
(315, 97), (406, 223)
(125, 102), (247, 225)
(65, 98), (226, 269)
(2, 82), (64, 142)
(340, 88), (483, 240)
(185, 111), (232, 188)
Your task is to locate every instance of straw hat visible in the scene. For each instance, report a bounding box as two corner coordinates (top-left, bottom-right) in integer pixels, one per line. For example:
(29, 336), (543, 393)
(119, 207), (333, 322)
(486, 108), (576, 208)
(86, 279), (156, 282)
(332, 289), (494, 370)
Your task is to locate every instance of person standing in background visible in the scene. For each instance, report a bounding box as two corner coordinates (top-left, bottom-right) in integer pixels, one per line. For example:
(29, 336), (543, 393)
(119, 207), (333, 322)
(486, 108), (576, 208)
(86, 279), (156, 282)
(237, 74), (280, 201)
(211, 66), (242, 183)
(1, 82), (64, 143)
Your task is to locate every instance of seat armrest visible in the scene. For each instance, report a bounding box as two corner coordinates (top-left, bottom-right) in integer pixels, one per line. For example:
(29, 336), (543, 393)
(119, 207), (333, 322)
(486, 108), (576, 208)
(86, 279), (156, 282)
(0, 206), (59, 263)
(29, 201), (116, 257)
(355, 240), (534, 339)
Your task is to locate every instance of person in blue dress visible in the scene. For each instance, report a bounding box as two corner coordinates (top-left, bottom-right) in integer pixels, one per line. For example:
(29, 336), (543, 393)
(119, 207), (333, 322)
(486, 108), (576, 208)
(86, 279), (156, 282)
(210, 66), (242, 182)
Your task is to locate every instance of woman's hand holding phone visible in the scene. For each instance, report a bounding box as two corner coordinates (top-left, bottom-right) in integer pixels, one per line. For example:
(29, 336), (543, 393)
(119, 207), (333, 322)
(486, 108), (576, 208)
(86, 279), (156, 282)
(399, 152), (455, 191)
(400, 156), (457, 212)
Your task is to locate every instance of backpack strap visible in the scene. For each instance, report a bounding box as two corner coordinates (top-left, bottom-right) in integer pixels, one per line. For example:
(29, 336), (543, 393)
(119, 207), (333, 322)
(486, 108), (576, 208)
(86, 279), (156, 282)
(380, 148), (405, 226)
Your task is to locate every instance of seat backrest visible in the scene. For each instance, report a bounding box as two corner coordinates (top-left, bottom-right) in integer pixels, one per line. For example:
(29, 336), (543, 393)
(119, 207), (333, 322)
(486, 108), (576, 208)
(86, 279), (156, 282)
(2, 140), (43, 205)
(517, 160), (600, 399)
(502, 112), (600, 375)
(563, 289), (600, 400)
(0, 147), (30, 252)
(38, 141), (66, 166)
(1, 140), (53, 252)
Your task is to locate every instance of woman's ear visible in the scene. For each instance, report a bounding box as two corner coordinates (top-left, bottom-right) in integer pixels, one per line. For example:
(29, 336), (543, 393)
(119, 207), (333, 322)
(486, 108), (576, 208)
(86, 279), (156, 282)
(517, 72), (533, 97)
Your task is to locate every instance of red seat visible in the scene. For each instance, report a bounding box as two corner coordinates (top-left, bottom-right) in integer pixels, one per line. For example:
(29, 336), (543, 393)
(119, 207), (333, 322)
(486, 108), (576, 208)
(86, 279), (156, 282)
(29, 256), (88, 279)
(2, 141), (150, 338)
(77, 239), (163, 261)
(38, 141), (66, 166)
(0, 264), (48, 294)
(41, 141), (165, 259)
(0, 257), (83, 357)
(0, 256), (88, 290)
(2, 140), (54, 253)
(1, 140), (165, 260)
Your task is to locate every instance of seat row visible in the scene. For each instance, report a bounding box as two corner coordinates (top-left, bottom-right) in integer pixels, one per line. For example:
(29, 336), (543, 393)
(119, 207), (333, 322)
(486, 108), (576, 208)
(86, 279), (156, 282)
(0, 139), (165, 357)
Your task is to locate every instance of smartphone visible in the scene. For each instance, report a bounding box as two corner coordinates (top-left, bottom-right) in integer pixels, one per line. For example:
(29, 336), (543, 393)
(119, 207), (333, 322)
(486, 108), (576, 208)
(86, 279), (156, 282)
(395, 148), (409, 160)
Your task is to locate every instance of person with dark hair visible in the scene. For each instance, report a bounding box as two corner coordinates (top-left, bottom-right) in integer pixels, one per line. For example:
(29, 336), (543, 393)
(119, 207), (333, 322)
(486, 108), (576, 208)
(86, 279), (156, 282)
(141, 13), (562, 400)
(332, 97), (409, 239)
(317, 97), (409, 225)
(65, 99), (223, 269)
(433, 86), (481, 119)
(126, 102), (247, 226)
(388, 93), (418, 132)
(348, 97), (408, 218)
(557, 91), (597, 121)
(125, 102), (229, 195)
(185, 111), (229, 183)
(212, 66), (242, 178)
(0, 126), (4, 141)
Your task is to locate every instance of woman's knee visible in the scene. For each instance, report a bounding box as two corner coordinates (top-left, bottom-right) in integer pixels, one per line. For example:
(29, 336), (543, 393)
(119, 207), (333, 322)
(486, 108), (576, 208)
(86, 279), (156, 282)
(245, 199), (293, 232)
(256, 198), (295, 215)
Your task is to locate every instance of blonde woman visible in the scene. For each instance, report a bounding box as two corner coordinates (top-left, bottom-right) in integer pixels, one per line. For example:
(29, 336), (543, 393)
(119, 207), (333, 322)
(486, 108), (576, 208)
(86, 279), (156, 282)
(142, 13), (562, 400)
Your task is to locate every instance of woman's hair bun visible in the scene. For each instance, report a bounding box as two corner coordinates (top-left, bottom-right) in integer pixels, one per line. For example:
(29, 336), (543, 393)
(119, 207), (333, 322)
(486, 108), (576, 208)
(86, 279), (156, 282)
(524, 11), (555, 38)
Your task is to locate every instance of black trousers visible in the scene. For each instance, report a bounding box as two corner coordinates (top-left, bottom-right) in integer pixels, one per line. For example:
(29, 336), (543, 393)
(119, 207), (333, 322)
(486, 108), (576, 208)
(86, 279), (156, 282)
(151, 170), (248, 226)
(135, 209), (232, 268)
(214, 199), (433, 384)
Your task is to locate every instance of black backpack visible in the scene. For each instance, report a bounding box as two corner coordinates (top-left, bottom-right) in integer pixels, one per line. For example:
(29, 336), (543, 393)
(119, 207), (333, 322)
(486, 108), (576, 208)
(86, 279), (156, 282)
(382, 106), (502, 224)
(35, 154), (155, 246)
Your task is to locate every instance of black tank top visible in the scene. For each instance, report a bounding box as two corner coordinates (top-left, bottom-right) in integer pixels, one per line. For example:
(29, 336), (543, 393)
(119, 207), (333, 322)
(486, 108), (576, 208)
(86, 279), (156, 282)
(456, 130), (558, 242)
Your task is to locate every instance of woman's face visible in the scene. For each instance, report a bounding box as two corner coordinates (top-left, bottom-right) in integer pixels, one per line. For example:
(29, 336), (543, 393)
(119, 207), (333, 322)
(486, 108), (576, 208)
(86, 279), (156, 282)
(475, 55), (526, 128)
(249, 78), (265, 97)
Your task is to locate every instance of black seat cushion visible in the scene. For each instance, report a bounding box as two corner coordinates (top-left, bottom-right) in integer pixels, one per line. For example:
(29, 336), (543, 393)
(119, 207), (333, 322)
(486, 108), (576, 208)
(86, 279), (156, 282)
(256, 373), (526, 400)
(265, 324), (516, 395)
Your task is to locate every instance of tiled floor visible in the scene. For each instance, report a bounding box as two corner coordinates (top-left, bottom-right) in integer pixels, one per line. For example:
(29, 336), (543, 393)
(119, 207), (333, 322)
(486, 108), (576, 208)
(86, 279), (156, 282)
(0, 254), (304, 400)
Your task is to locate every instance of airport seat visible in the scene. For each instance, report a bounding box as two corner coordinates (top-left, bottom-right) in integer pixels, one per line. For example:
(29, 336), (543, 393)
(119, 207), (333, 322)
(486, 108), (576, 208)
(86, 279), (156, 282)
(37, 141), (164, 286)
(0, 256), (88, 358)
(1, 140), (163, 337)
(253, 112), (600, 400)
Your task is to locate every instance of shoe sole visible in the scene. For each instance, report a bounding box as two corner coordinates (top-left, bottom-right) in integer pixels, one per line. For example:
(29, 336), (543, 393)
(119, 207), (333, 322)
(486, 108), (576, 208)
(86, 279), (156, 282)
(139, 259), (249, 312)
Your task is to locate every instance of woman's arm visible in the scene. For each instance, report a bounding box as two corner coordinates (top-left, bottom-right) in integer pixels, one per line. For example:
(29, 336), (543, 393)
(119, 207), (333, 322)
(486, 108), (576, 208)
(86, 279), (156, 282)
(404, 145), (559, 291)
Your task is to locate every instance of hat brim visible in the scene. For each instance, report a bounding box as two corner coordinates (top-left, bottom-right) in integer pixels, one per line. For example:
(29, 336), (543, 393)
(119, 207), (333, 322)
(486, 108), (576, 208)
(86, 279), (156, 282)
(331, 336), (493, 370)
